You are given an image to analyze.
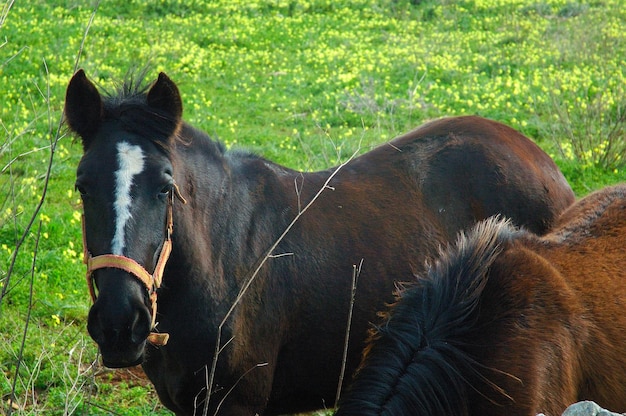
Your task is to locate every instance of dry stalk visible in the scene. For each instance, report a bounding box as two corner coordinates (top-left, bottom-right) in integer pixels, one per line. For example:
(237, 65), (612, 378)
(335, 258), (363, 408)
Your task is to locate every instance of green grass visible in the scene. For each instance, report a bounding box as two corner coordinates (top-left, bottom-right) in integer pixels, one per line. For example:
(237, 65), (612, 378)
(1, 0), (626, 414)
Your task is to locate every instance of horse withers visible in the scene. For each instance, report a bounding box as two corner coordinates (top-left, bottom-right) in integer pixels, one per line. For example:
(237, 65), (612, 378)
(64, 69), (574, 415)
(337, 184), (626, 416)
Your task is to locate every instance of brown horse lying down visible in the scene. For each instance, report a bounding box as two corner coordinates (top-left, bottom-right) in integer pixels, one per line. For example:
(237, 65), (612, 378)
(337, 184), (626, 416)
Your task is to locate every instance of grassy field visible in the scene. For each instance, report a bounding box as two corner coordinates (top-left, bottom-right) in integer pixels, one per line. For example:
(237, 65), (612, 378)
(1, 0), (625, 414)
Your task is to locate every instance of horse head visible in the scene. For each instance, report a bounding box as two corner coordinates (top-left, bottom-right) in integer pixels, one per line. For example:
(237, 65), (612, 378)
(65, 70), (185, 367)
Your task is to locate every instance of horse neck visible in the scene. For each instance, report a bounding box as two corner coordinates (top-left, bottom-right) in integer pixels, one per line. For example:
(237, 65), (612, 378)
(167, 128), (294, 298)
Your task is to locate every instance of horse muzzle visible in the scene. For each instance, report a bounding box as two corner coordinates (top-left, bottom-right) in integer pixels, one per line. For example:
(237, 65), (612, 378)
(86, 269), (152, 368)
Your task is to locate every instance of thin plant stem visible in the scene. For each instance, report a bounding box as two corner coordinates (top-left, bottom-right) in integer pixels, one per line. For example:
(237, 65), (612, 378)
(335, 258), (363, 408)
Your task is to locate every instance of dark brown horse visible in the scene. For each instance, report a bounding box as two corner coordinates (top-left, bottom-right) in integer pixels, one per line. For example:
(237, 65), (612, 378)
(64, 69), (574, 415)
(336, 184), (626, 416)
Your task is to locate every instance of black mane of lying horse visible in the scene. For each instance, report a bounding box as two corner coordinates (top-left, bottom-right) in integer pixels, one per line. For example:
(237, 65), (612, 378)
(337, 185), (626, 416)
(64, 70), (574, 415)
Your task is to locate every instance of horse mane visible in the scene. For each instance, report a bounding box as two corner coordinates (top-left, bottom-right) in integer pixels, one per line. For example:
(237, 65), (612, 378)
(339, 217), (522, 416)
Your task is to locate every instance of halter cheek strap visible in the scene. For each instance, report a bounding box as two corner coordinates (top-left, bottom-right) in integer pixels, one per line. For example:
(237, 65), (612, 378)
(83, 184), (186, 347)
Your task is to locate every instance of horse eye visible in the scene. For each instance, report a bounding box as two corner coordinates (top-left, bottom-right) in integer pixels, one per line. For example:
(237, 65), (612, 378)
(159, 184), (173, 196)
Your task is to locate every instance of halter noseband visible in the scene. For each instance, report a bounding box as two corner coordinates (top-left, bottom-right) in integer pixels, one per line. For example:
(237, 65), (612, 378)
(83, 184), (187, 346)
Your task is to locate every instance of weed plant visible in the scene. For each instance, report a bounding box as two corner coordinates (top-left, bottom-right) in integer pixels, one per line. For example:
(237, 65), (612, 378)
(1, 0), (625, 414)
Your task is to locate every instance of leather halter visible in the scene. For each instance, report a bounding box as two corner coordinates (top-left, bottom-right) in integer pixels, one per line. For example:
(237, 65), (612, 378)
(83, 184), (187, 346)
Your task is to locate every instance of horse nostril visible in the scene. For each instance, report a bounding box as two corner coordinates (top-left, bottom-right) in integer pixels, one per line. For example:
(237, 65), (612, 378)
(129, 303), (151, 345)
(87, 305), (127, 345)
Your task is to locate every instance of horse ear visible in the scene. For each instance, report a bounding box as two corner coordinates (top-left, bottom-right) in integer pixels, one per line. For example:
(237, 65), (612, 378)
(64, 69), (103, 148)
(146, 72), (183, 122)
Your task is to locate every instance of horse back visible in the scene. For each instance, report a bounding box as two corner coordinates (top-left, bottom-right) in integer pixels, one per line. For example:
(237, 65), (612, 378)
(385, 115), (574, 236)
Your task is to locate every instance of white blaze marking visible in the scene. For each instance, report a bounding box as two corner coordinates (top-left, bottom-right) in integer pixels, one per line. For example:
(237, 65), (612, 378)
(112, 141), (145, 254)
